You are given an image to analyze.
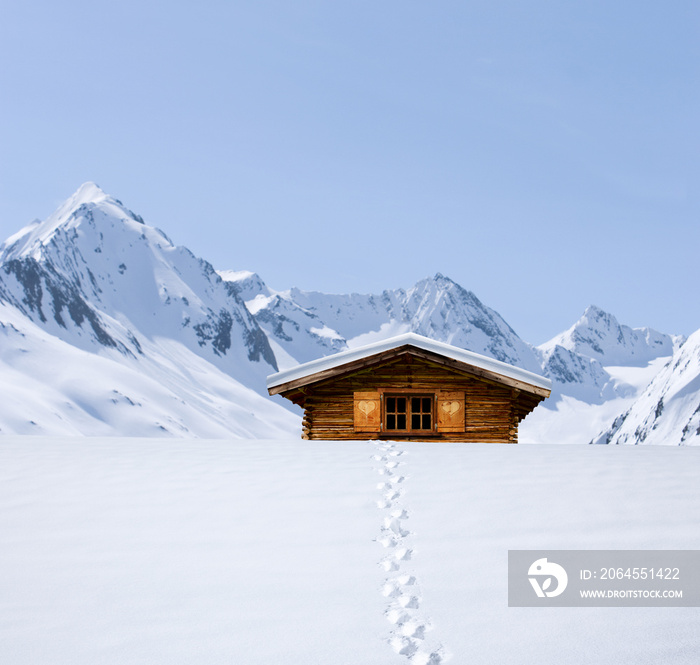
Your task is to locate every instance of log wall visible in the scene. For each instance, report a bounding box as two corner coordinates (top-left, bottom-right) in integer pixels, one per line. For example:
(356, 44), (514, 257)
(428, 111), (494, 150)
(292, 354), (544, 442)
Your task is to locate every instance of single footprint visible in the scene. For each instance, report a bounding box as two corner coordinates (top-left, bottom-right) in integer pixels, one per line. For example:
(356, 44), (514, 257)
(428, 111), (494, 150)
(389, 636), (420, 657)
(397, 594), (421, 609)
(393, 547), (413, 562)
(379, 558), (400, 572)
(384, 516), (410, 537)
(411, 650), (445, 665)
(377, 535), (398, 548)
(399, 619), (428, 640)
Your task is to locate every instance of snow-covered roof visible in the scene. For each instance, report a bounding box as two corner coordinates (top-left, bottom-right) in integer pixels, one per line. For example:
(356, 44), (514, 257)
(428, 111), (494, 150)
(267, 332), (552, 394)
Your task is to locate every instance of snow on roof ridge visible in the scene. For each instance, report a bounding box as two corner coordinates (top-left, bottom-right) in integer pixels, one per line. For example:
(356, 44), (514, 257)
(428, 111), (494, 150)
(267, 332), (551, 391)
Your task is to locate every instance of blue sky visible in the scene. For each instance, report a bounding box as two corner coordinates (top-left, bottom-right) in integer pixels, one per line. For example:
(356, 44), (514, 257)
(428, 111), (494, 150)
(1, 1), (698, 344)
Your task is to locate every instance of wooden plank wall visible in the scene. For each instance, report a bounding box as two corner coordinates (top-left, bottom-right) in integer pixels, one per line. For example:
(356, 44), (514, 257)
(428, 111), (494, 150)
(296, 354), (543, 442)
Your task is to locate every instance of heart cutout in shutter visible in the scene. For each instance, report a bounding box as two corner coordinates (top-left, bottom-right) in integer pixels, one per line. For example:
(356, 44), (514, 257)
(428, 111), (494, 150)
(358, 400), (376, 416)
(441, 401), (460, 416)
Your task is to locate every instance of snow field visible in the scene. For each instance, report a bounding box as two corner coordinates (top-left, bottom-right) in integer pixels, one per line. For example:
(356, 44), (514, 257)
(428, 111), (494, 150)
(0, 438), (384, 664)
(405, 443), (700, 664)
(1, 438), (699, 664)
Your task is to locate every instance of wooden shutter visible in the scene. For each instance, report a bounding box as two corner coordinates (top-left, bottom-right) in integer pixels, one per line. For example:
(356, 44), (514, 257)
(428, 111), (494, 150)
(354, 391), (381, 432)
(437, 391), (465, 432)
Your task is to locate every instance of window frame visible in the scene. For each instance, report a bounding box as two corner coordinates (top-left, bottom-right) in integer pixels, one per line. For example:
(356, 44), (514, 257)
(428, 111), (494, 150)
(382, 391), (436, 435)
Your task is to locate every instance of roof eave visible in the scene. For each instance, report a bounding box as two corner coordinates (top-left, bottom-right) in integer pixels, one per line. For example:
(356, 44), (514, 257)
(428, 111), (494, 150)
(268, 342), (551, 399)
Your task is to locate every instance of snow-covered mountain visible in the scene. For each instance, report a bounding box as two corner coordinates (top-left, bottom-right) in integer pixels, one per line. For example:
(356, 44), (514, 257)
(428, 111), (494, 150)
(0, 183), (296, 437)
(520, 308), (681, 443)
(220, 271), (688, 444)
(220, 270), (544, 374)
(221, 269), (679, 409)
(0, 183), (276, 378)
(535, 344), (618, 404)
(531, 306), (679, 405)
(540, 305), (677, 367)
(0, 300), (296, 437)
(0, 183), (692, 443)
(221, 270), (347, 369)
(592, 329), (700, 446)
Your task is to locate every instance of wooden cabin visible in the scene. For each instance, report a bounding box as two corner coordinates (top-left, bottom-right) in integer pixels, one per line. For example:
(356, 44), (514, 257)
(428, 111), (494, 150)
(267, 333), (551, 442)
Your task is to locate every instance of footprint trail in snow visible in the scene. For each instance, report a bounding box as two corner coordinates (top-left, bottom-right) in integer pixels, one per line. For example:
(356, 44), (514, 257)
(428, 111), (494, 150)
(373, 441), (448, 664)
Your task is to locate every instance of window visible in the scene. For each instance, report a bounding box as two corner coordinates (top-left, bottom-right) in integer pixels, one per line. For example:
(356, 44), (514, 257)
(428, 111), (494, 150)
(353, 390), (464, 435)
(384, 394), (434, 433)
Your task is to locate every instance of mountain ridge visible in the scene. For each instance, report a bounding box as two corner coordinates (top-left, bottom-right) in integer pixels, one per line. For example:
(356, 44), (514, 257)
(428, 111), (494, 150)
(221, 269), (678, 407)
(0, 183), (693, 442)
(539, 304), (679, 367)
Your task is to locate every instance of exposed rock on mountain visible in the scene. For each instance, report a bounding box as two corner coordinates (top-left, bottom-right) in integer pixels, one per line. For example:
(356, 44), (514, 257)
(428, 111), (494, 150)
(536, 344), (620, 404)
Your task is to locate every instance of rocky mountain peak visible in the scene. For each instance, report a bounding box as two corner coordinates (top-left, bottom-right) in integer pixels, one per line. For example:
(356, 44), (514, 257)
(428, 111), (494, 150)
(0, 183), (148, 264)
(219, 270), (272, 303)
(539, 305), (674, 367)
(0, 184), (278, 382)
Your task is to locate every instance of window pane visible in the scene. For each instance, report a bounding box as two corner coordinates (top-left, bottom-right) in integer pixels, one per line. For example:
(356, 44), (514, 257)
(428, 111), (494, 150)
(412, 397), (421, 412)
(397, 397), (406, 413)
(423, 398), (431, 412)
(397, 414), (406, 429)
(423, 414), (431, 429)
(387, 397), (395, 412)
(387, 414), (396, 430)
(412, 414), (421, 429)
